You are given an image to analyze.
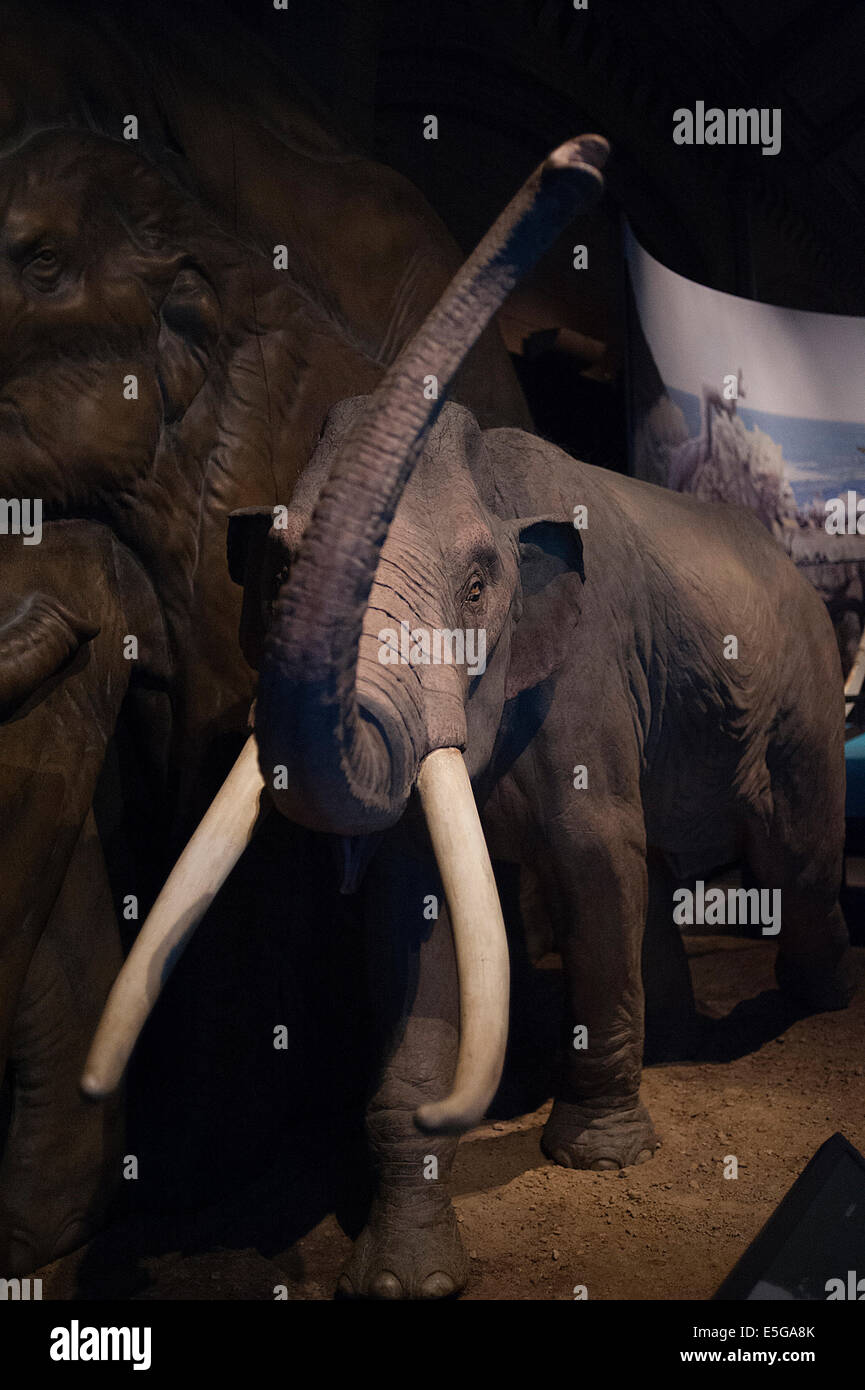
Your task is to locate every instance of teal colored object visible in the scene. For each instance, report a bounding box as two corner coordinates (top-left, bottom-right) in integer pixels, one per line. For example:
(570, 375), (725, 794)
(845, 730), (865, 818)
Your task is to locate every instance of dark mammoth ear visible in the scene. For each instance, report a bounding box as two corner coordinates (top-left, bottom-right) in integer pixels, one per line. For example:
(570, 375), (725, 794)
(156, 266), (221, 422)
(228, 508), (278, 672)
(227, 507), (303, 671)
(505, 519), (584, 702)
(0, 594), (99, 722)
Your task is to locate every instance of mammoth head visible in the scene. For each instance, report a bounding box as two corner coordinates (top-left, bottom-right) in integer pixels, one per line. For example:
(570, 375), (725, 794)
(0, 129), (224, 507)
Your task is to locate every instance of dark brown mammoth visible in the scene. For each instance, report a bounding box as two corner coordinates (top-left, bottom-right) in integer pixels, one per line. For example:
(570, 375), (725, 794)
(0, 522), (168, 1272)
(0, 57), (526, 1266)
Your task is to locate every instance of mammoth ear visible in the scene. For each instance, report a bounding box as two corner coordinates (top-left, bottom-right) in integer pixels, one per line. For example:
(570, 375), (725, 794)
(156, 266), (221, 422)
(505, 519), (584, 702)
(228, 508), (278, 672)
(0, 594), (99, 722)
(228, 507), (298, 671)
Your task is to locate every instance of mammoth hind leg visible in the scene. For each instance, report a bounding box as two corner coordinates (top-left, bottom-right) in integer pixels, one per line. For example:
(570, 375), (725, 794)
(741, 716), (859, 1013)
(745, 815), (857, 1014)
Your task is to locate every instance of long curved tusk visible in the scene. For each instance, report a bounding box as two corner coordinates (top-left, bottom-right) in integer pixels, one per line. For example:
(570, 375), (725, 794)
(80, 736), (265, 1099)
(413, 748), (510, 1134)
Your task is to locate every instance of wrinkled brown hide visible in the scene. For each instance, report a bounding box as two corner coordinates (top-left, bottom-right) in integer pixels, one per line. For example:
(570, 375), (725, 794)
(0, 5), (528, 1270)
(0, 522), (169, 1271)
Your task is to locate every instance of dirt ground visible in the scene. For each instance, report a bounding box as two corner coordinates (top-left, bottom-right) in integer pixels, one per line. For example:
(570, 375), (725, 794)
(37, 934), (864, 1301)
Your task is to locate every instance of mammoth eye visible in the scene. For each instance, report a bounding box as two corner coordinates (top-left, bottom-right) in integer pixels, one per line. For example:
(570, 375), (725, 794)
(23, 247), (61, 286)
(465, 576), (484, 604)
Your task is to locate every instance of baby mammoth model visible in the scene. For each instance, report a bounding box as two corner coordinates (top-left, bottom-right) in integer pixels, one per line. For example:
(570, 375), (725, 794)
(86, 136), (854, 1299)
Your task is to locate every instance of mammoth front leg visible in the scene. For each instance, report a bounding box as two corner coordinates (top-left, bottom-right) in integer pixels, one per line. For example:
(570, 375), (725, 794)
(338, 836), (468, 1300)
(0, 811), (123, 1274)
(540, 811), (660, 1171)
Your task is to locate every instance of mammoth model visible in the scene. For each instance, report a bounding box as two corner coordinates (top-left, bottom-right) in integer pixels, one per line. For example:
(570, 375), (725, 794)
(0, 521), (169, 1271)
(0, 90), (524, 1269)
(87, 136), (854, 1299)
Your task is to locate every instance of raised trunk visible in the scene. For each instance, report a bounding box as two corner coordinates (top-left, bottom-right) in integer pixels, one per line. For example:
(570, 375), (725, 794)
(86, 139), (612, 1132)
(256, 135), (608, 835)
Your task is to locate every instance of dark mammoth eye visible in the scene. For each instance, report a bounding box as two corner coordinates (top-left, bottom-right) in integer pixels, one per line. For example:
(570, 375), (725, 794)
(24, 247), (60, 286)
(465, 576), (484, 604)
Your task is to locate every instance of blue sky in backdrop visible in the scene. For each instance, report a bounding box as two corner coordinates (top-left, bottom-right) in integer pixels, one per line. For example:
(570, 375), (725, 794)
(627, 228), (865, 507)
(668, 389), (865, 507)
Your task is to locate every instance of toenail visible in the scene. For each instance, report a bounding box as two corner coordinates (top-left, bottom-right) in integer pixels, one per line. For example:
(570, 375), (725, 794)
(590, 1158), (618, 1171)
(419, 1271), (456, 1298)
(369, 1270), (403, 1299)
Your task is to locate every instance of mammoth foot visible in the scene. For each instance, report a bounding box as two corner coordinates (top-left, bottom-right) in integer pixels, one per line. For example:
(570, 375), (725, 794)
(0, 1211), (96, 1277)
(336, 1199), (468, 1300)
(541, 1098), (659, 1171)
(775, 945), (859, 1014)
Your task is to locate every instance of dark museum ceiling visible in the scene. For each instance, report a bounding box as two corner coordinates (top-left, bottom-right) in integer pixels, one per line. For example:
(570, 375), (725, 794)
(4, 1), (864, 401)
(214, 0), (865, 382)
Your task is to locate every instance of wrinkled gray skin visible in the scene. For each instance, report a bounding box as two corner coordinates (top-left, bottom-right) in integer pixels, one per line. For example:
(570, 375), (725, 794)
(228, 140), (853, 1298)
(0, 522), (169, 1272)
(233, 396), (854, 1299)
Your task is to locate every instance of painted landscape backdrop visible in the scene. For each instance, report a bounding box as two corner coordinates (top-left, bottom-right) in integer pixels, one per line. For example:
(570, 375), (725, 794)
(625, 229), (865, 666)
